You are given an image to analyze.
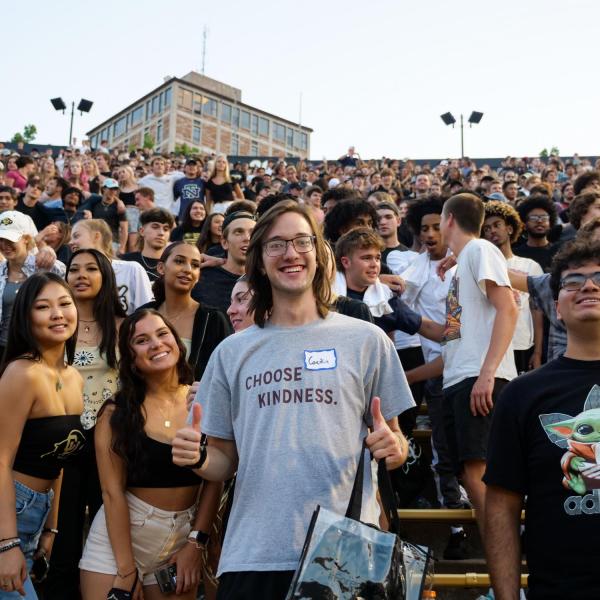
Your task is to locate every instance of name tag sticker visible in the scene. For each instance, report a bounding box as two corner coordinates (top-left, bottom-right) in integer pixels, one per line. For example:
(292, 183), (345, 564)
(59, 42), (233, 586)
(304, 349), (337, 371)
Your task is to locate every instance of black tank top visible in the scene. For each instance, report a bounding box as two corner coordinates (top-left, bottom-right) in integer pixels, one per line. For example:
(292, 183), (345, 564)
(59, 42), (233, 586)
(13, 415), (86, 479)
(127, 434), (203, 488)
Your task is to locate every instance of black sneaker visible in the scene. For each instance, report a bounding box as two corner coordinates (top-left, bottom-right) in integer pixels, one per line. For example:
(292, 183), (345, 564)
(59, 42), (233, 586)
(443, 530), (470, 560)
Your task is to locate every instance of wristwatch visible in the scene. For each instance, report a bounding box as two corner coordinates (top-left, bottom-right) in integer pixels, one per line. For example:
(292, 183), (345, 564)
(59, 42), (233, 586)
(188, 530), (210, 548)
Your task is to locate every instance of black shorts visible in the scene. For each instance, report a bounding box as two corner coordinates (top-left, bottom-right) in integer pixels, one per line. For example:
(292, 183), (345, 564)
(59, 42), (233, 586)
(218, 570), (295, 600)
(443, 376), (508, 475)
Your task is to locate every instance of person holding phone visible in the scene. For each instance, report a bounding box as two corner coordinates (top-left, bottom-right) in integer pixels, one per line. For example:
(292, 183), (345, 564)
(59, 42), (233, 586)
(80, 310), (221, 600)
(0, 273), (84, 598)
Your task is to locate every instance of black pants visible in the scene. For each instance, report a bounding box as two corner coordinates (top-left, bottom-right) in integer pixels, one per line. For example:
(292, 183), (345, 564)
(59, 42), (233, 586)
(514, 347), (534, 375)
(218, 571), (295, 600)
(397, 346), (425, 437)
(44, 433), (102, 600)
(425, 376), (463, 508)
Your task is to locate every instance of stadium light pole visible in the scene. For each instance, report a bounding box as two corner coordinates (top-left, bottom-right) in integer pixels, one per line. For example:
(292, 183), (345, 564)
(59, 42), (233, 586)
(440, 111), (484, 158)
(50, 98), (94, 146)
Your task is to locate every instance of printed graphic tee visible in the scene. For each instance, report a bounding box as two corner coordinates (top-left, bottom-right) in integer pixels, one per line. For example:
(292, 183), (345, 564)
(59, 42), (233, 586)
(441, 238), (517, 388)
(484, 357), (600, 599)
(196, 312), (415, 575)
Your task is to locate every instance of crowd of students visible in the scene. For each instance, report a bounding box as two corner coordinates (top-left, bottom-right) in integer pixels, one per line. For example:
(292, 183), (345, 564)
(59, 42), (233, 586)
(0, 143), (599, 600)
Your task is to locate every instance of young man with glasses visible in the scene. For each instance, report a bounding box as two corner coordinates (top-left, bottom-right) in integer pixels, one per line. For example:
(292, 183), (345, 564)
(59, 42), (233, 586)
(514, 195), (558, 272)
(484, 238), (600, 600)
(173, 201), (414, 600)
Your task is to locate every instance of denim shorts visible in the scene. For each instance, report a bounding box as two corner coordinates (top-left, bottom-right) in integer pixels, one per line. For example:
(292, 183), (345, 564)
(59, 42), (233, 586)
(0, 480), (53, 600)
(79, 492), (195, 586)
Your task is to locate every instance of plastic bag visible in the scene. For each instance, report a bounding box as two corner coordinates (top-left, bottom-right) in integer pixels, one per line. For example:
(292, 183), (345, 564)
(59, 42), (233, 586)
(287, 505), (404, 599)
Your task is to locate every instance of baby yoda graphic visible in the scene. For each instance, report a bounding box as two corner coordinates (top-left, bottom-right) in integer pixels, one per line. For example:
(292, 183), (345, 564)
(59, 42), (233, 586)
(540, 385), (600, 496)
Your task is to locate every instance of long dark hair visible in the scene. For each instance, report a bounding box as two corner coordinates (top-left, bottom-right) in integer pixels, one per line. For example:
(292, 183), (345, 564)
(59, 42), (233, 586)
(197, 213), (223, 253)
(181, 200), (206, 232)
(0, 273), (77, 375)
(108, 309), (193, 478)
(151, 241), (200, 305)
(66, 249), (126, 369)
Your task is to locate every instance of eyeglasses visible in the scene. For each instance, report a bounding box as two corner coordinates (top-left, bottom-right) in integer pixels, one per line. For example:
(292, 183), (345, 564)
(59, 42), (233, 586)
(263, 235), (316, 257)
(559, 272), (600, 292)
(528, 215), (550, 223)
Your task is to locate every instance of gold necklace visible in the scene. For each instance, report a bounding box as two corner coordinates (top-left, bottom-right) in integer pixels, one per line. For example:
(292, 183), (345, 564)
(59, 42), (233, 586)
(79, 319), (97, 334)
(157, 403), (172, 428)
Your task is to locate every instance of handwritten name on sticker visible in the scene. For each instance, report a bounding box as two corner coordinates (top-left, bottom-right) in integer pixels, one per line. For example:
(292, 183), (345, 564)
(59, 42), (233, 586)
(304, 349), (337, 371)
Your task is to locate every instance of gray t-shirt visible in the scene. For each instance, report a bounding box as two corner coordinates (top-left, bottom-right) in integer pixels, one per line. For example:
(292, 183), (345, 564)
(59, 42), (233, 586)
(527, 273), (567, 360)
(195, 311), (414, 575)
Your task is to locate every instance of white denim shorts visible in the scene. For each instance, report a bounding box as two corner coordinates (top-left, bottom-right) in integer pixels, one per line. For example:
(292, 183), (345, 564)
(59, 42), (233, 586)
(79, 491), (195, 585)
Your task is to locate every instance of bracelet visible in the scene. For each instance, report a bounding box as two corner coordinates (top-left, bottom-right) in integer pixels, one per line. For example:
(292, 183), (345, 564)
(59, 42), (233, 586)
(0, 536), (18, 543)
(116, 567), (138, 579)
(189, 443), (208, 471)
(42, 528), (59, 535)
(0, 540), (21, 553)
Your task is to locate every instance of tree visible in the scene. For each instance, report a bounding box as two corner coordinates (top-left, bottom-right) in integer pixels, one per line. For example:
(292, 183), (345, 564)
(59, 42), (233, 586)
(550, 146), (560, 157)
(143, 133), (155, 150)
(23, 124), (37, 142)
(11, 124), (37, 144)
(539, 148), (548, 158)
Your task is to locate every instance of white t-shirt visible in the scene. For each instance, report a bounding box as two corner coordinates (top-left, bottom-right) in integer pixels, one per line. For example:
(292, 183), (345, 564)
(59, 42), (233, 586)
(387, 249), (421, 350)
(138, 174), (177, 214)
(506, 255), (544, 351)
(441, 239), (517, 389)
(111, 259), (153, 315)
(401, 252), (456, 363)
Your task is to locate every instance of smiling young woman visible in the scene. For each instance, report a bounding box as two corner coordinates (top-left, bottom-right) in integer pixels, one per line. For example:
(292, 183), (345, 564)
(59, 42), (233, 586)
(79, 310), (222, 600)
(0, 273), (84, 599)
(44, 249), (127, 600)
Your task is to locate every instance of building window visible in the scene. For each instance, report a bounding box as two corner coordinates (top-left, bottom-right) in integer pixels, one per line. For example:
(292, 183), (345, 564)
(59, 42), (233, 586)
(273, 123), (285, 142)
(156, 120), (163, 144)
(178, 88), (193, 111)
(159, 92), (164, 113)
(294, 130), (304, 149)
(113, 116), (127, 138)
(151, 95), (159, 116)
(146, 100), (151, 119)
(258, 117), (269, 137)
(221, 103), (232, 123)
(231, 133), (239, 155)
(287, 127), (294, 147)
(241, 110), (250, 130)
(131, 106), (144, 125)
(193, 93), (204, 115)
(204, 98), (218, 118)
(232, 107), (240, 129)
(300, 132), (308, 151)
(164, 87), (172, 107)
(251, 141), (259, 155)
(193, 120), (201, 145)
(251, 115), (258, 135)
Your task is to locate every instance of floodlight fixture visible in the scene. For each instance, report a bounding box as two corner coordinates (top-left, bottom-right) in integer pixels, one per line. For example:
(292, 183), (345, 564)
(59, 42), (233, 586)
(50, 97), (67, 112)
(440, 112), (456, 126)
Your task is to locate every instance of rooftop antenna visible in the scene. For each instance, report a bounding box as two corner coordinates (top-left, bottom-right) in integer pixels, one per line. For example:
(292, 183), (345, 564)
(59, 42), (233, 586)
(201, 26), (209, 74)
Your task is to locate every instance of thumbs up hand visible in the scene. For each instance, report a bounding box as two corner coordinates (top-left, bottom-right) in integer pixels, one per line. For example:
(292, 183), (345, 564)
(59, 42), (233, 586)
(172, 403), (204, 468)
(365, 397), (407, 470)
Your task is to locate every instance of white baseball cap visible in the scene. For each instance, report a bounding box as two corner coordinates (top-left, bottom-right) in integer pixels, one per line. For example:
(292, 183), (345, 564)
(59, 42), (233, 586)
(0, 211), (32, 243)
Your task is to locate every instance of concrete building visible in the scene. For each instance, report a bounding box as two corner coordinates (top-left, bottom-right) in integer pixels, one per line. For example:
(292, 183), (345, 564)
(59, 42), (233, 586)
(86, 72), (312, 158)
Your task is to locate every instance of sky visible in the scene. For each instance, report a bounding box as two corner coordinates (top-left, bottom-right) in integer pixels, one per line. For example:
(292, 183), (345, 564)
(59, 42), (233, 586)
(3, 0), (599, 160)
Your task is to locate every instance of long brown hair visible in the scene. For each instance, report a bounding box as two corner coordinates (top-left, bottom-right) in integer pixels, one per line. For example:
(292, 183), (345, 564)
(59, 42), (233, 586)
(246, 200), (333, 327)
